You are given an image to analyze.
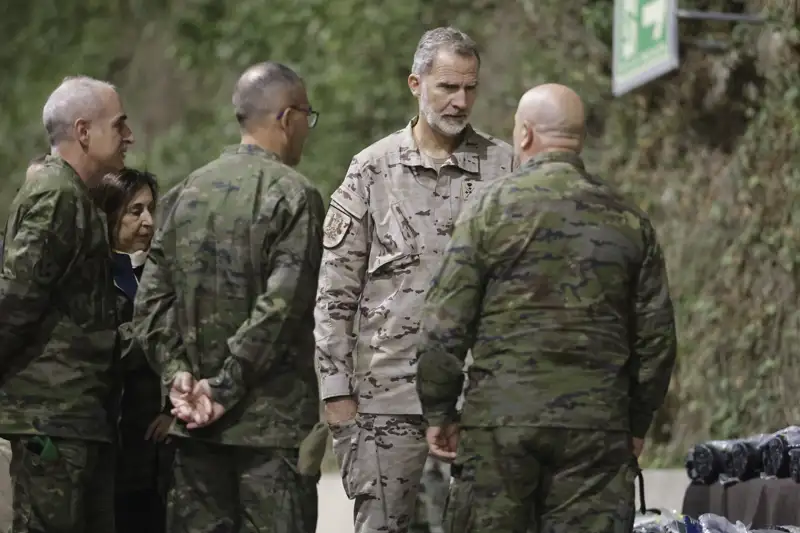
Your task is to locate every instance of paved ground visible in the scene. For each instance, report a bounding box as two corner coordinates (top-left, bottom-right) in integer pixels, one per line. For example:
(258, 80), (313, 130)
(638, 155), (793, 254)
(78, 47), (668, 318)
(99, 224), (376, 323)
(0, 439), (689, 533)
(1, 440), (11, 530)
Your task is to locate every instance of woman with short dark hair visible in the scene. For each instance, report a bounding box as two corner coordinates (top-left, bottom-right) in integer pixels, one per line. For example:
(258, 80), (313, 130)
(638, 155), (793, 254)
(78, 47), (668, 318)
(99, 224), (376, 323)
(94, 167), (172, 533)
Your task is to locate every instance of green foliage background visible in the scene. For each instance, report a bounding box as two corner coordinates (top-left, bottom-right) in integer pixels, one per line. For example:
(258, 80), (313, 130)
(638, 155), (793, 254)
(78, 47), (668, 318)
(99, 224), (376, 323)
(1, 0), (798, 467)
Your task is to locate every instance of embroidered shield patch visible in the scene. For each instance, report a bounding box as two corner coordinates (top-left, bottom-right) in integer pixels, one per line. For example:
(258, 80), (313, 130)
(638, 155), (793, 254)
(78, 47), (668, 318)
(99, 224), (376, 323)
(323, 206), (352, 249)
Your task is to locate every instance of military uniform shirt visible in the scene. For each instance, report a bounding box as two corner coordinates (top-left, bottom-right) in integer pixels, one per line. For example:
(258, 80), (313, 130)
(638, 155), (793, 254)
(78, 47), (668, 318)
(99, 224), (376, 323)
(0, 155), (118, 442)
(415, 151), (678, 437)
(314, 118), (514, 415)
(133, 144), (325, 448)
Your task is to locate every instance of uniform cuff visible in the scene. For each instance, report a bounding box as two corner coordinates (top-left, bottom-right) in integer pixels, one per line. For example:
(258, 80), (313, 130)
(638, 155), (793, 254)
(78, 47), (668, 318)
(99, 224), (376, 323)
(630, 409), (654, 439)
(162, 359), (192, 388)
(423, 405), (459, 428)
(208, 357), (248, 411)
(320, 373), (353, 400)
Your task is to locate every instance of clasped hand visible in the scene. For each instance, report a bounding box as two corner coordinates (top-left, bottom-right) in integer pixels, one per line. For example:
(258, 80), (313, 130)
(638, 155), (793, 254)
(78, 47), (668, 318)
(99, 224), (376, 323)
(169, 371), (226, 430)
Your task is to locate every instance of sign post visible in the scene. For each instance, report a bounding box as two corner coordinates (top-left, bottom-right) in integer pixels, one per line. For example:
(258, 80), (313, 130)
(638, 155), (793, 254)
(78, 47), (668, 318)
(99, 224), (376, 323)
(613, 0), (679, 96)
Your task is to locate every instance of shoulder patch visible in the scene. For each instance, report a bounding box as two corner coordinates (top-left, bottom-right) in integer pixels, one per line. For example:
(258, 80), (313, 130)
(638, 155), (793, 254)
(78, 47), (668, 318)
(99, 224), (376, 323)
(322, 204), (352, 249)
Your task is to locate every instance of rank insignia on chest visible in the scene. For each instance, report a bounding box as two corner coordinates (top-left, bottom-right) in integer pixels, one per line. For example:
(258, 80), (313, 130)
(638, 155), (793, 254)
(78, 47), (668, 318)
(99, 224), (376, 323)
(462, 180), (476, 200)
(323, 205), (352, 249)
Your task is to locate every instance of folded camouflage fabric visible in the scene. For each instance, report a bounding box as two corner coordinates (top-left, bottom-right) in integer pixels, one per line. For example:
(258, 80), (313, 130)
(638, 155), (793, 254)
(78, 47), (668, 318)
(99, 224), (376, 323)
(297, 421), (330, 476)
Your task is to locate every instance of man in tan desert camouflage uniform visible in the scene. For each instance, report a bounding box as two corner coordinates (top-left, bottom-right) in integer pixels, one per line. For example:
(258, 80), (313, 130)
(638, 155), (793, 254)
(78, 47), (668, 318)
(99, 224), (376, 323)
(314, 27), (514, 533)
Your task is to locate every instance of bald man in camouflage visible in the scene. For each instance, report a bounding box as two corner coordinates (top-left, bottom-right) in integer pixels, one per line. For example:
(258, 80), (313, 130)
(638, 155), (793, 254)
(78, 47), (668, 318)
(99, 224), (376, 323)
(415, 83), (678, 533)
(133, 61), (322, 533)
(314, 27), (514, 533)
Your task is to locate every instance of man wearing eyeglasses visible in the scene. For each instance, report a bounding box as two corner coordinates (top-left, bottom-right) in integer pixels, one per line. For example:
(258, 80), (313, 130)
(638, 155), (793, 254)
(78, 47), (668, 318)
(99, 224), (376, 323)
(133, 61), (323, 533)
(314, 27), (515, 533)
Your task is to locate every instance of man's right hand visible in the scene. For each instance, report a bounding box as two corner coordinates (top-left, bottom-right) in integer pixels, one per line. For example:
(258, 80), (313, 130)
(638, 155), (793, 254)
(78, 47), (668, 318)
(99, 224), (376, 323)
(632, 437), (645, 458)
(324, 396), (358, 424)
(169, 372), (226, 430)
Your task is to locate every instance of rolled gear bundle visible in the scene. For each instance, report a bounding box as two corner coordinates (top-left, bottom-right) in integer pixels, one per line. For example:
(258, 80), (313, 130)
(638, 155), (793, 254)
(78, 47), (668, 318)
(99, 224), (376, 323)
(787, 448), (800, 482)
(686, 441), (736, 484)
(762, 426), (800, 478)
(728, 434), (771, 481)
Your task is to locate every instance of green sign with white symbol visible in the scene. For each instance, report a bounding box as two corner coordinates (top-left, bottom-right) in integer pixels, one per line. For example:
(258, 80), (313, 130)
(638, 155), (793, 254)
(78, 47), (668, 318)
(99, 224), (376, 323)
(613, 0), (679, 96)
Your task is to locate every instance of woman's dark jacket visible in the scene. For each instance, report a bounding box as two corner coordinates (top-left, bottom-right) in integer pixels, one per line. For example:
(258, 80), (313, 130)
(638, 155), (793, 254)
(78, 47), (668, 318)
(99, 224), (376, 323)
(113, 250), (172, 494)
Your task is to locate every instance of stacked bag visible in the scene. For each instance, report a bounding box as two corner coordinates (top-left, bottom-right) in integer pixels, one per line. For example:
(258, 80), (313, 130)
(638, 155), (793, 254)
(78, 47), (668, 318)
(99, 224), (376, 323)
(685, 426), (800, 485)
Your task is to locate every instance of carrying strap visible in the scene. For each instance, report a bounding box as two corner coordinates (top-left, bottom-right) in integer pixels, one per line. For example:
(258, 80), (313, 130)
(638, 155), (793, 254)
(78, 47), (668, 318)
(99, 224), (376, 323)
(637, 464), (662, 515)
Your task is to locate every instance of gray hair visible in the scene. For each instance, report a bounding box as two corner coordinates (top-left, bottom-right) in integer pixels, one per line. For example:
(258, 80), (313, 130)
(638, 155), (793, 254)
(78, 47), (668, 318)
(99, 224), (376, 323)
(42, 76), (116, 146)
(232, 62), (303, 128)
(411, 27), (480, 76)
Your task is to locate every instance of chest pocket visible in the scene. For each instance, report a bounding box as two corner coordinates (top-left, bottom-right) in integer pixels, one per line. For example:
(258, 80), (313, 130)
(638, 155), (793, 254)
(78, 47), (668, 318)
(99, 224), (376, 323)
(367, 198), (419, 278)
(57, 209), (115, 331)
(61, 259), (114, 332)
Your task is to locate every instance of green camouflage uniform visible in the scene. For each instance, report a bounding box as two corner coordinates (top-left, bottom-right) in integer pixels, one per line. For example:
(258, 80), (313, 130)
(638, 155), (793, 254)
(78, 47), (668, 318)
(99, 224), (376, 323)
(0, 155), (118, 533)
(133, 144), (323, 533)
(315, 118), (513, 533)
(415, 151), (678, 533)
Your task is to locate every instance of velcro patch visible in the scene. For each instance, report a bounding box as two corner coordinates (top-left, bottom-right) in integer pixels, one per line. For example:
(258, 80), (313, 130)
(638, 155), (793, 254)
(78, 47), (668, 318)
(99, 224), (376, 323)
(322, 204), (352, 249)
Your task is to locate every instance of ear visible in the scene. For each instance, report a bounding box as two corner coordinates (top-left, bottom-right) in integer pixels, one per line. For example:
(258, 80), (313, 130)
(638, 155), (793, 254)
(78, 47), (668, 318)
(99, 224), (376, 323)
(278, 108), (293, 134)
(74, 118), (90, 146)
(520, 123), (534, 151)
(408, 74), (421, 98)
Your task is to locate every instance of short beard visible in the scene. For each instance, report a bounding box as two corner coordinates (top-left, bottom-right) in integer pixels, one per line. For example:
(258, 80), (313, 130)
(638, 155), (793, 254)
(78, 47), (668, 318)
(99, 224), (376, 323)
(420, 90), (468, 137)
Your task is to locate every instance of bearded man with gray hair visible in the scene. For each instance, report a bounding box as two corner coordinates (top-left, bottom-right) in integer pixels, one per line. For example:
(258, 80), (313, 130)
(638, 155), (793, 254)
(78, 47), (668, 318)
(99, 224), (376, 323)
(0, 75), (133, 533)
(314, 27), (514, 533)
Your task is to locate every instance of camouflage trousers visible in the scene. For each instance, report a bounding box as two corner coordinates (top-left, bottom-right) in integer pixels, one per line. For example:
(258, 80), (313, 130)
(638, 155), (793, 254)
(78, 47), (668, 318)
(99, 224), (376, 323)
(410, 456), (450, 533)
(8, 437), (115, 533)
(329, 414), (429, 533)
(166, 438), (318, 533)
(444, 427), (637, 533)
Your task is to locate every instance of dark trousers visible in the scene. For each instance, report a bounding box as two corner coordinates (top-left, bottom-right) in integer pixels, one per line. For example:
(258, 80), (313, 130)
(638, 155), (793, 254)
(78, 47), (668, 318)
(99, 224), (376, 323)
(115, 488), (166, 533)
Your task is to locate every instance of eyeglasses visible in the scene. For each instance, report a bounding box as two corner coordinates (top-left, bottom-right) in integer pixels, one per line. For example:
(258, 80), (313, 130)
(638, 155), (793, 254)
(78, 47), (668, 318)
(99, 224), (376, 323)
(277, 106), (319, 129)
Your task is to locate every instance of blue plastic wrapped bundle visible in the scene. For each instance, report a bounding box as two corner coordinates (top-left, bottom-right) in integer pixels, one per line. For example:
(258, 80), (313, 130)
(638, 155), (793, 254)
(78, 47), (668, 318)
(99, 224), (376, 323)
(634, 510), (703, 533)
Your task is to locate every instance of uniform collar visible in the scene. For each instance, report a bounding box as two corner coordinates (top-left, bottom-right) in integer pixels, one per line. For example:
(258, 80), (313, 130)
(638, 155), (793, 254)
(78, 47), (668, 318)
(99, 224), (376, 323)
(520, 151), (586, 173)
(44, 154), (91, 195)
(222, 144), (282, 162)
(388, 117), (483, 174)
